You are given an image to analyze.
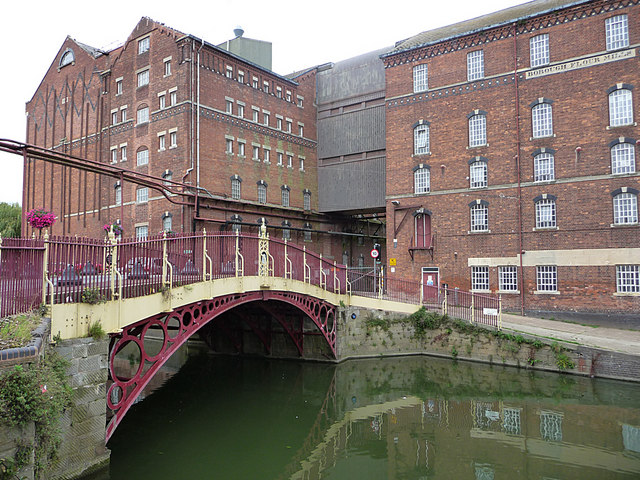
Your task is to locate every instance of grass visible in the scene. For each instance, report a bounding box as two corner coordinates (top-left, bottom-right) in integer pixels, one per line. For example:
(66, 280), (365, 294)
(0, 312), (43, 350)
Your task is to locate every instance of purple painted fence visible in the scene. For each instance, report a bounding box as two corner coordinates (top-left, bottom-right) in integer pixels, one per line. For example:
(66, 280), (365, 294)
(0, 238), (44, 317)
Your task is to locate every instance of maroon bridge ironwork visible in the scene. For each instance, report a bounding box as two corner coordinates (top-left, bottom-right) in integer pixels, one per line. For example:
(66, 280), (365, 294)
(106, 290), (336, 441)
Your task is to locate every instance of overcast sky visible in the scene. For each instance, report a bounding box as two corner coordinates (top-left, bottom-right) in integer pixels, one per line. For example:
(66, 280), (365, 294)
(0, 0), (526, 205)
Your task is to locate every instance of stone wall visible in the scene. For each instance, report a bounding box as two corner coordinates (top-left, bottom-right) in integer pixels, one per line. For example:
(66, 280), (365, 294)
(0, 422), (36, 480)
(336, 306), (640, 382)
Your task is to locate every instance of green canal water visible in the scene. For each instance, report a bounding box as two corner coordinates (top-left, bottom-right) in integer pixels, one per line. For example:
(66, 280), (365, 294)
(91, 345), (640, 480)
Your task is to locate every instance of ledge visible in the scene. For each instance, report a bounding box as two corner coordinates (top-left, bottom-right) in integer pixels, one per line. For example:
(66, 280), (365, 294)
(0, 318), (50, 367)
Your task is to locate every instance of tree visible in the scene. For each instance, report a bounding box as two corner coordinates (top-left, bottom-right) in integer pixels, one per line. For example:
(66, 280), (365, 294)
(0, 202), (21, 238)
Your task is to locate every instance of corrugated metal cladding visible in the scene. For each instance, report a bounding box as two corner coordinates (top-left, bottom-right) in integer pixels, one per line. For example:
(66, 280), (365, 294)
(318, 106), (385, 158)
(318, 157), (386, 212)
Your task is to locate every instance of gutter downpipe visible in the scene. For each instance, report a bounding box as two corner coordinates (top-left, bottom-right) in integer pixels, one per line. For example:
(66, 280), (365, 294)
(194, 38), (205, 232)
(514, 23), (525, 316)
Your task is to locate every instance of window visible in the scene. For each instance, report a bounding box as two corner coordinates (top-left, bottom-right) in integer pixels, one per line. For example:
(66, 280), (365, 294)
(414, 165), (430, 194)
(231, 215), (242, 234)
(252, 77), (259, 89)
(111, 110), (118, 125)
(606, 14), (629, 51)
(277, 152), (283, 166)
(136, 187), (148, 204)
(226, 100), (233, 114)
(537, 266), (558, 292)
(468, 112), (487, 147)
(299, 125), (304, 137)
(164, 59), (171, 76)
(303, 223), (312, 242)
(170, 131), (177, 148)
(252, 145), (260, 161)
(531, 101), (553, 138)
(297, 96), (304, 107)
(231, 176), (241, 200)
(277, 117), (282, 130)
(135, 225), (149, 239)
(158, 134), (166, 151)
(499, 266), (518, 292)
(226, 138), (233, 154)
(299, 157), (304, 171)
(303, 190), (311, 211)
(287, 155), (293, 168)
(264, 149), (270, 163)
(540, 411), (563, 441)
(237, 103), (244, 118)
(471, 266), (489, 291)
(162, 214), (172, 232)
(533, 151), (555, 182)
(413, 64), (428, 93)
(286, 120), (292, 133)
(137, 106), (149, 124)
(616, 265), (640, 293)
(282, 221), (291, 240)
(611, 141), (636, 174)
(121, 107), (127, 122)
(613, 189), (638, 225)
(159, 94), (166, 109)
(467, 50), (484, 81)
(238, 71), (244, 84)
(136, 148), (149, 166)
(138, 37), (149, 54)
(252, 109), (259, 122)
(170, 90), (177, 106)
(535, 195), (556, 228)
(286, 90), (291, 102)
(263, 81), (269, 93)
(414, 122), (430, 155)
(226, 66), (233, 79)
(281, 186), (290, 207)
(238, 142), (245, 157)
(116, 79), (123, 95)
(115, 183), (121, 206)
(257, 182), (267, 204)
(120, 145), (127, 162)
(263, 112), (270, 125)
(503, 408), (522, 435)
(469, 158), (488, 188)
(137, 69), (149, 88)
(608, 87), (633, 127)
(162, 170), (173, 185)
(529, 34), (549, 67)
(470, 200), (489, 232)
(276, 86), (282, 98)
(415, 213), (430, 248)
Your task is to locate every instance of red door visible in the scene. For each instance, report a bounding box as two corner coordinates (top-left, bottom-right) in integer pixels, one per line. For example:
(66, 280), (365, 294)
(422, 268), (439, 304)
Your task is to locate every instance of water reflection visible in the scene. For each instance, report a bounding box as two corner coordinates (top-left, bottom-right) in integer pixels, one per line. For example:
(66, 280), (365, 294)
(97, 346), (640, 480)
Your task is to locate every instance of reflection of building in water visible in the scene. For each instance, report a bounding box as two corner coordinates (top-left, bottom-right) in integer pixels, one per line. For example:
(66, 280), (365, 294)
(291, 396), (640, 480)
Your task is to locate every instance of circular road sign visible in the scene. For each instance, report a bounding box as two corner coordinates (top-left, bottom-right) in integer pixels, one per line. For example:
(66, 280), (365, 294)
(370, 249), (379, 259)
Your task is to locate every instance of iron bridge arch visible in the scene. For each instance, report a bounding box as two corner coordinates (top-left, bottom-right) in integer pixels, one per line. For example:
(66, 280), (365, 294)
(105, 290), (337, 441)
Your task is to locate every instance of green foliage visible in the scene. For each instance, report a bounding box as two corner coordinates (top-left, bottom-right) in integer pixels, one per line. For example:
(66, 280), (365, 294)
(88, 321), (106, 340)
(555, 352), (575, 370)
(0, 352), (72, 477)
(0, 442), (33, 480)
(80, 288), (104, 305)
(0, 202), (21, 238)
(408, 307), (446, 339)
(365, 316), (390, 333)
(450, 346), (458, 358)
(0, 313), (42, 349)
(531, 340), (544, 349)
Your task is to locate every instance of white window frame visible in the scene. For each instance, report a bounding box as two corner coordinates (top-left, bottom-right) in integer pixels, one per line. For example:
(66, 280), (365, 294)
(116, 78), (123, 95)
(536, 266), (558, 292)
(469, 160), (487, 189)
(613, 192), (638, 225)
(414, 123), (429, 155)
(616, 265), (640, 293)
(138, 36), (150, 54)
(413, 64), (428, 93)
(226, 100), (233, 114)
(158, 133), (166, 151)
(231, 178), (241, 200)
(137, 69), (149, 88)
(252, 145), (260, 161)
(136, 148), (149, 166)
(238, 141), (245, 157)
(110, 147), (117, 164)
(606, 14), (629, 51)
(162, 215), (172, 232)
(136, 187), (149, 204)
(264, 149), (270, 164)
(237, 103), (245, 118)
(159, 93), (166, 110)
(164, 57), (172, 77)
(467, 50), (484, 81)
(414, 167), (430, 194)
(137, 106), (149, 125)
(532, 102), (553, 138)
(170, 89), (177, 106)
(611, 142), (636, 174)
(226, 138), (233, 154)
(535, 198), (556, 228)
(470, 202), (488, 232)
(169, 130), (177, 148)
(534, 152), (555, 182)
(471, 266), (489, 291)
(287, 154), (293, 168)
(609, 88), (633, 127)
(115, 184), (122, 206)
(257, 183), (267, 204)
(499, 266), (518, 292)
(281, 187), (290, 207)
(529, 34), (549, 67)
(120, 106), (127, 122)
(303, 192), (311, 211)
(277, 152), (283, 166)
(120, 144), (127, 162)
(469, 113), (487, 147)
(111, 110), (118, 125)
(135, 225), (149, 239)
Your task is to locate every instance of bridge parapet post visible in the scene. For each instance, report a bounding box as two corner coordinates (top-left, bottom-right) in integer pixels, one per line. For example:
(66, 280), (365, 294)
(42, 232), (54, 308)
(235, 230), (244, 277)
(284, 239), (292, 279)
(378, 266), (384, 300)
(202, 229), (212, 282)
(108, 228), (119, 299)
(333, 261), (340, 293)
(303, 246), (310, 283)
(319, 254), (326, 290)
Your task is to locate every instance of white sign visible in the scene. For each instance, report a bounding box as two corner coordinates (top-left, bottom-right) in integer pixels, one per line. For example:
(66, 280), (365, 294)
(483, 308), (498, 316)
(370, 249), (379, 259)
(525, 49), (635, 79)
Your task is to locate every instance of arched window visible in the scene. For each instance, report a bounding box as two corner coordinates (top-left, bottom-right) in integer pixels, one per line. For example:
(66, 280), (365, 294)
(59, 48), (75, 69)
(230, 175), (242, 200)
(281, 185), (290, 207)
(534, 194), (557, 228)
(612, 188), (638, 225)
(114, 181), (121, 206)
(533, 149), (555, 182)
(610, 139), (636, 174)
(531, 99), (553, 138)
(608, 85), (634, 127)
(469, 200), (489, 232)
(230, 215), (242, 233)
(303, 223), (312, 242)
(413, 164), (430, 194)
(136, 147), (149, 166)
(467, 111), (487, 147)
(162, 212), (172, 232)
(257, 180), (267, 204)
(469, 157), (488, 188)
(303, 189), (311, 211)
(282, 221), (291, 240)
(413, 122), (430, 155)
(414, 209), (432, 248)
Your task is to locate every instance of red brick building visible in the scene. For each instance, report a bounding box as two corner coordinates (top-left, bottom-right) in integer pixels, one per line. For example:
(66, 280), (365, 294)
(382, 0), (640, 314)
(23, 0), (640, 315)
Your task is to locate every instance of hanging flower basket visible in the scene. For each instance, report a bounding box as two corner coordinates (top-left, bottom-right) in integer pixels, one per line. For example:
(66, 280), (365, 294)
(25, 208), (56, 234)
(103, 223), (123, 237)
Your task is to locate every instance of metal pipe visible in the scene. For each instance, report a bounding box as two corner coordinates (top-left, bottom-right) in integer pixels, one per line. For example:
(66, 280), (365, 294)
(514, 23), (525, 316)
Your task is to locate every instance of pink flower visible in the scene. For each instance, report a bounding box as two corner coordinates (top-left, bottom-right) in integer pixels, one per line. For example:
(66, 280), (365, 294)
(26, 209), (57, 229)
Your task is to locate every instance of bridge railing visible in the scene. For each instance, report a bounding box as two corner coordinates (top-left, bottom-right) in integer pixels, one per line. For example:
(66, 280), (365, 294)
(0, 237), (45, 317)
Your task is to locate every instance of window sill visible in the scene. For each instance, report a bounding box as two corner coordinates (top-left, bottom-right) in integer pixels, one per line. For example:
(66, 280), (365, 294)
(533, 226), (559, 231)
(613, 292), (640, 297)
(467, 144), (488, 149)
(611, 222), (638, 228)
(169, 145), (177, 150)
(533, 179), (556, 184)
(471, 289), (491, 293)
(264, 160), (271, 165)
(530, 134), (556, 140)
(136, 122), (149, 127)
(498, 290), (520, 294)
(534, 290), (559, 295)
(468, 229), (491, 234)
(252, 158), (260, 162)
(607, 123), (637, 129)
(412, 152), (431, 157)
(470, 185), (488, 190)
